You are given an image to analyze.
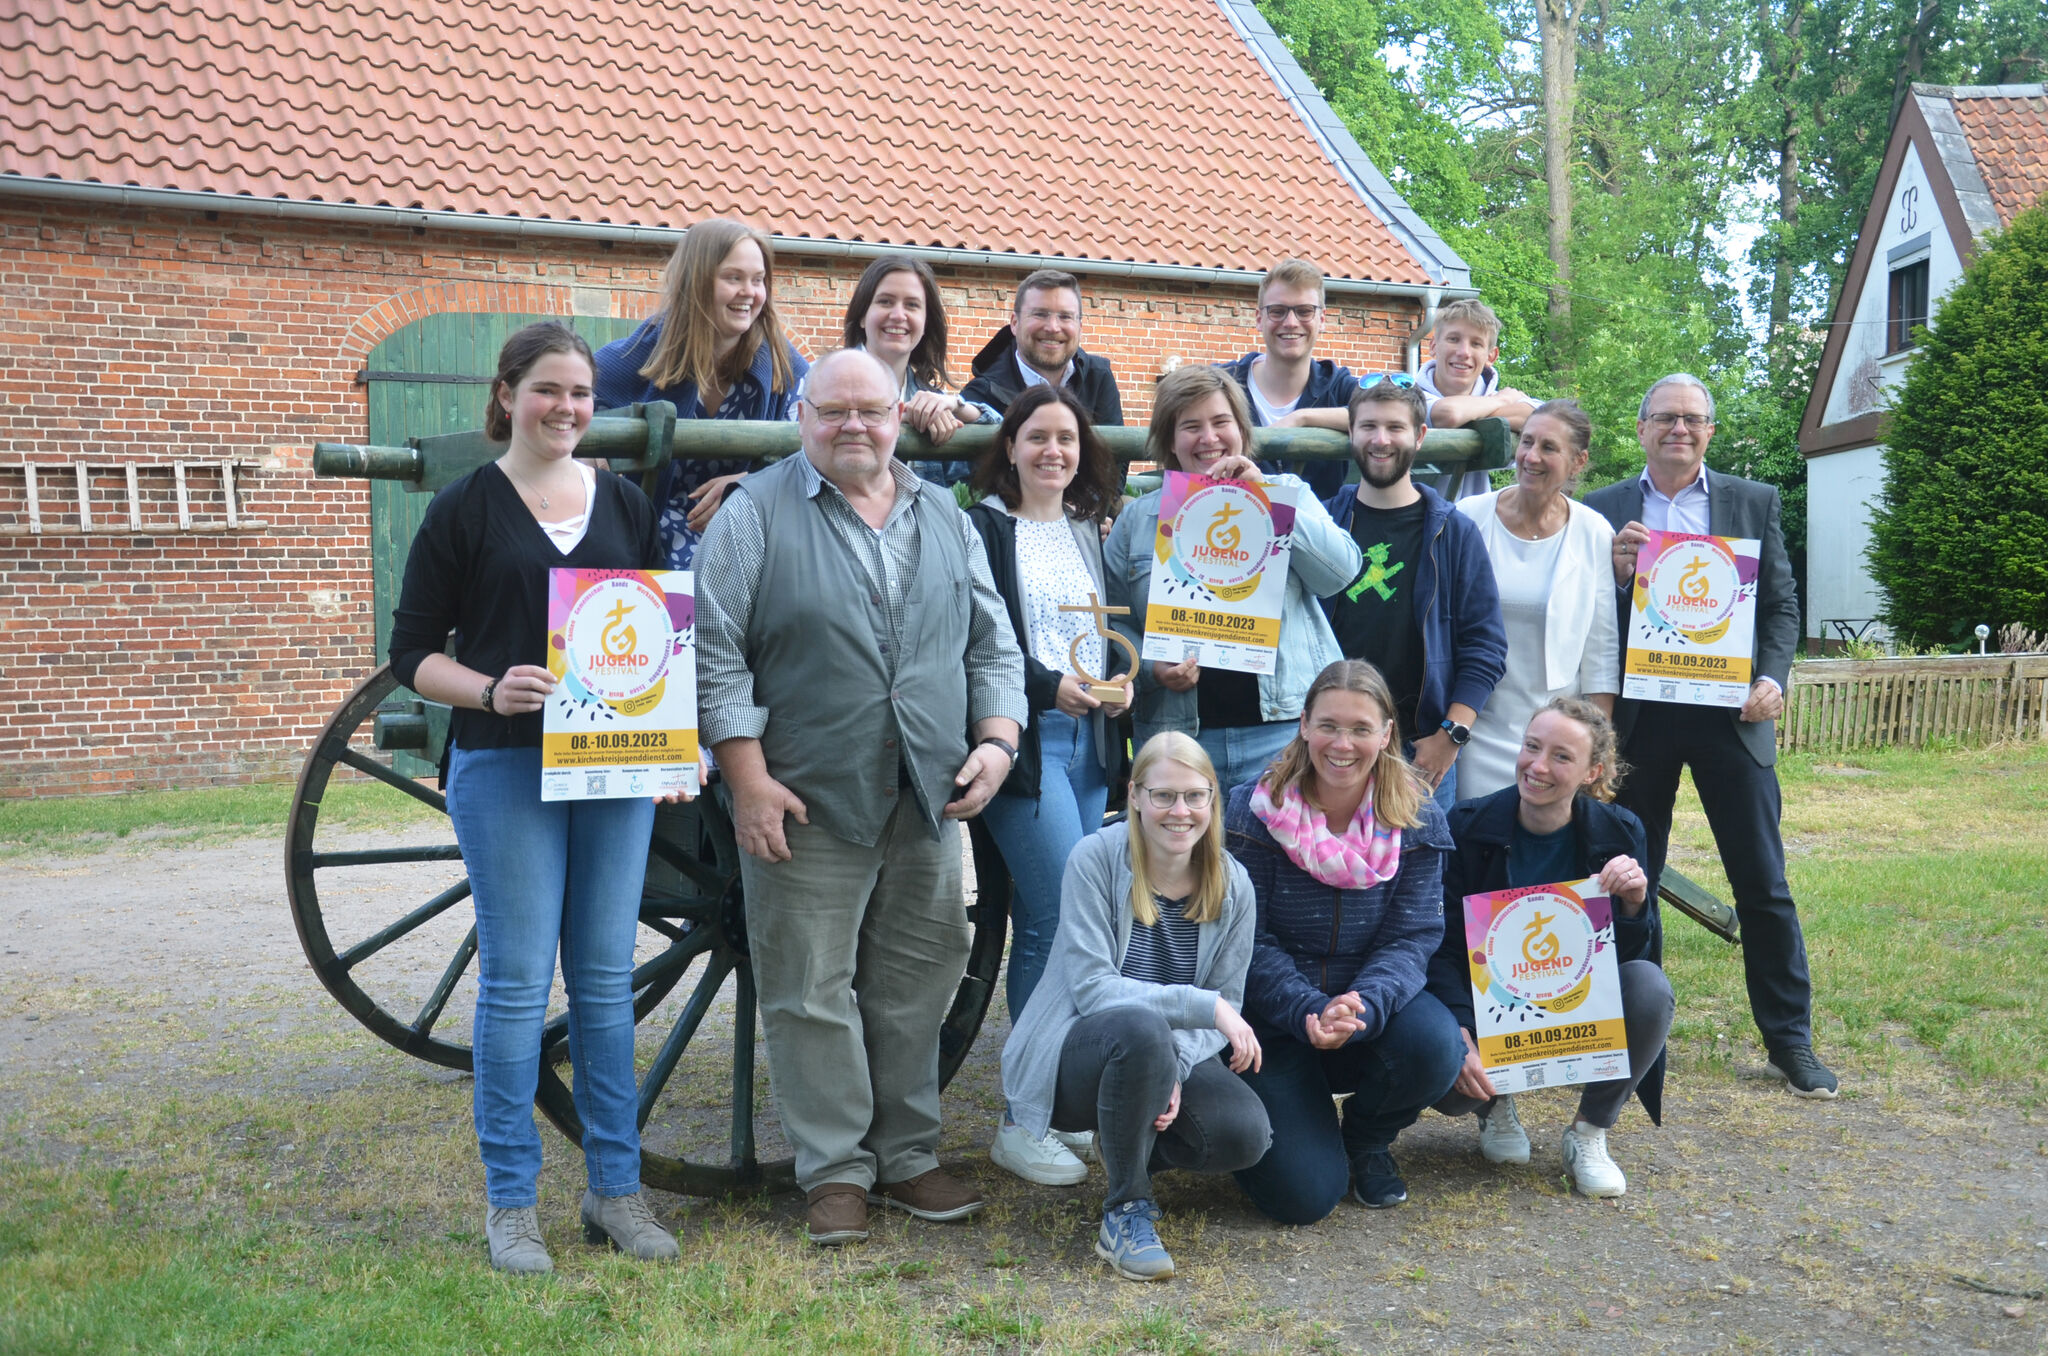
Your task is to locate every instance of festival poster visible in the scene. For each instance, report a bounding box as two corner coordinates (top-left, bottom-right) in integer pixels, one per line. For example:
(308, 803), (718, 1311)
(540, 568), (699, 802)
(1622, 529), (1760, 708)
(1463, 878), (1631, 1095)
(1140, 471), (1299, 675)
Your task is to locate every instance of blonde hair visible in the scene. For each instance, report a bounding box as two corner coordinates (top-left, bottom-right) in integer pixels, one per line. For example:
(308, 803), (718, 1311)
(1259, 257), (1326, 306)
(1126, 732), (1230, 926)
(639, 218), (796, 398)
(1146, 365), (1255, 471)
(1434, 297), (1502, 343)
(1260, 660), (1426, 830)
(1534, 696), (1629, 802)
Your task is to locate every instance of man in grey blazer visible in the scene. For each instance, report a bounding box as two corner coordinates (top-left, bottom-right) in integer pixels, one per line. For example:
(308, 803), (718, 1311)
(1585, 373), (1837, 1099)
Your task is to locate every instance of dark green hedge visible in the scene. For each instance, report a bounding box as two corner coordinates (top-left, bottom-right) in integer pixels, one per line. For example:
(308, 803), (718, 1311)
(1869, 204), (2048, 646)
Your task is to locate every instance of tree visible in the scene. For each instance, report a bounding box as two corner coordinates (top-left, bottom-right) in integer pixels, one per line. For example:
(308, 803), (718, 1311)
(1867, 206), (2048, 645)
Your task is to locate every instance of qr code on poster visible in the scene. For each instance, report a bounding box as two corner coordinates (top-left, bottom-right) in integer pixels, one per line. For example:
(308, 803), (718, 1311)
(1660, 682), (1679, 700)
(1524, 1066), (1546, 1087)
(585, 773), (608, 797)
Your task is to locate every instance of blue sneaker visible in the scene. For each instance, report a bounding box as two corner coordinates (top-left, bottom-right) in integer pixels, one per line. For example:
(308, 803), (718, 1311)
(1096, 1199), (1174, 1282)
(1349, 1146), (1408, 1208)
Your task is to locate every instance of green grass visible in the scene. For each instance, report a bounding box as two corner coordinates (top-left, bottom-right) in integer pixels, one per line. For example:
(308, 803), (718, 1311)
(1660, 740), (2048, 1090)
(0, 780), (438, 857)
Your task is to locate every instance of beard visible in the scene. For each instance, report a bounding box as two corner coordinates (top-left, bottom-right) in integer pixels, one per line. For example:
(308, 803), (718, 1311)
(1355, 440), (1418, 489)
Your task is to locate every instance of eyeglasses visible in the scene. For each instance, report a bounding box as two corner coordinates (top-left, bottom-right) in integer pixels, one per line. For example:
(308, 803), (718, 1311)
(804, 400), (897, 428)
(1260, 304), (1322, 323)
(1136, 785), (1214, 811)
(1310, 721), (1384, 742)
(1645, 412), (1712, 431)
(1360, 372), (1417, 389)
(1022, 308), (1079, 326)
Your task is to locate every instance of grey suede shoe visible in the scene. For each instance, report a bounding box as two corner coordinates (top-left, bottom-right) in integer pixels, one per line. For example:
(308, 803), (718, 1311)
(485, 1205), (553, 1274)
(580, 1189), (680, 1261)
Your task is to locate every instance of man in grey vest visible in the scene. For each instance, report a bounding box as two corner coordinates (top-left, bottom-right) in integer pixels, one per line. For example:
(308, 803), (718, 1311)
(695, 348), (1028, 1245)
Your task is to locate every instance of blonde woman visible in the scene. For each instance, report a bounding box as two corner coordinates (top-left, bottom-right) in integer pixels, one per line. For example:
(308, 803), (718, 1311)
(1225, 660), (1460, 1224)
(594, 218), (807, 569)
(1000, 733), (1271, 1283)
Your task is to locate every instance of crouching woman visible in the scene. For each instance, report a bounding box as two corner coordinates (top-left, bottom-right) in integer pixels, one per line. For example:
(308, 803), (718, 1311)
(1000, 733), (1271, 1282)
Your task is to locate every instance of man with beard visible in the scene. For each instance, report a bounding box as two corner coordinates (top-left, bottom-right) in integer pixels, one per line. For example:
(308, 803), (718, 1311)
(1320, 379), (1505, 810)
(960, 269), (1124, 425)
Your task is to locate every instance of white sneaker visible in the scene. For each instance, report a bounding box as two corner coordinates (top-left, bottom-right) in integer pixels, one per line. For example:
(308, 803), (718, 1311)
(1477, 1095), (1531, 1165)
(1050, 1128), (1098, 1164)
(990, 1120), (1088, 1186)
(1561, 1120), (1627, 1198)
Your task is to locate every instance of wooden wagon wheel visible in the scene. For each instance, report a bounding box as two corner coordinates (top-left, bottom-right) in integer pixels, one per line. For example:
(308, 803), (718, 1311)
(286, 664), (1009, 1195)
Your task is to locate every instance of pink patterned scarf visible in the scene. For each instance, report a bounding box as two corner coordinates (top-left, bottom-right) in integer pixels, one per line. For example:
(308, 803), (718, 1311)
(1250, 777), (1403, 889)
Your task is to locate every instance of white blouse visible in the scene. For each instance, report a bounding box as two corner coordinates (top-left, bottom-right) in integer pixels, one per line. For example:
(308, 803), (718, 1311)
(1014, 516), (1103, 678)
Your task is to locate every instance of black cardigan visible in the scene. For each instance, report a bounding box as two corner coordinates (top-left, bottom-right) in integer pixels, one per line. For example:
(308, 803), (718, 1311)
(1429, 786), (1667, 1123)
(965, 500), (1119, 800)
(388, 463), (661, 750)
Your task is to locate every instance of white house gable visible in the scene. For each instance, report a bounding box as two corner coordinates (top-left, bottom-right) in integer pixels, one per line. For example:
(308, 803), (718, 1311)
(1820, 143), (1967, 429)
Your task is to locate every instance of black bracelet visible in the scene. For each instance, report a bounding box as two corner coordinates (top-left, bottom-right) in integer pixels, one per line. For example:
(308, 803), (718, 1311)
(977, 735), (1019, 763)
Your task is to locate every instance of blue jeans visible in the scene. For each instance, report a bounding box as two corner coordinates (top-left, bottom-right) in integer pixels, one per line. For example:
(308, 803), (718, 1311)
(980, 711), (1109, 1020)
(1196, 720), (1297, 798)
(1233, 990), (1464, 1225)
(445, 744), (656, 1207)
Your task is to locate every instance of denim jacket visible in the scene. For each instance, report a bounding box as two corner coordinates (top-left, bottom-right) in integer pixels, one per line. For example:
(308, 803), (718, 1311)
(1103, 474), (1362, 741)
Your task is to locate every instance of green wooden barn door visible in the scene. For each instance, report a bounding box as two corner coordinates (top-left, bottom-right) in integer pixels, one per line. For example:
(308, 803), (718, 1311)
(364, 313), (641, 665)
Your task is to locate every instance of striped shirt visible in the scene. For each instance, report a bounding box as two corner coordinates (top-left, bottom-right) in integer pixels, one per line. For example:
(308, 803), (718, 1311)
(694, 453), (1027, 749)
(1121, 897), (1202, 985)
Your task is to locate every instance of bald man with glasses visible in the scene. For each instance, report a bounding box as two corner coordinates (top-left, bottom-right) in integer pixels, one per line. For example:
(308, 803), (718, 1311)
(1585, 373), (1837, 1101)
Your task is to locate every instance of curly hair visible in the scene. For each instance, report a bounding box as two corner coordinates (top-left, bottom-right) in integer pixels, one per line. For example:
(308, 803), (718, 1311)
(1535, 695), (1628, 802)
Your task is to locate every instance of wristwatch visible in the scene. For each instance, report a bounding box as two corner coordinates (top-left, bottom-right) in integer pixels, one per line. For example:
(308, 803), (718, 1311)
(1439, 718), (1471, 746)
(480, 678), (499, 715)
(977, 735), (1019, 764)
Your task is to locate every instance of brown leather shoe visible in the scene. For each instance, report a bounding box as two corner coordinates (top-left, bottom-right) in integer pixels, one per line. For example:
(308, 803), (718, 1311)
(868, 1168), (985, 1222)
(805, 1184), (870, 1246)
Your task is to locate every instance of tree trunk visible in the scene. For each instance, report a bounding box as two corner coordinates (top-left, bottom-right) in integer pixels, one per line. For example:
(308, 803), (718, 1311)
(1889, 0), (1943, 127)
(1766, 0), (1807, 343)
(1536, 0), (1584, 363)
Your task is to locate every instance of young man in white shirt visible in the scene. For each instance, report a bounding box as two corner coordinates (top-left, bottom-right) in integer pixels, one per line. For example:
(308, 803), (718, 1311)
(1418, 299), (1536, 500)
(1216, 258), (1363, 498)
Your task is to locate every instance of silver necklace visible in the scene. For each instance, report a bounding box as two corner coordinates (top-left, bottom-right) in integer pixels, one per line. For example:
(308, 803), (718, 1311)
(504, 464), (565, 510)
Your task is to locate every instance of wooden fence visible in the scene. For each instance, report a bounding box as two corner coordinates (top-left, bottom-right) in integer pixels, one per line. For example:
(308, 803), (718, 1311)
(1780, 654), (2048, 752)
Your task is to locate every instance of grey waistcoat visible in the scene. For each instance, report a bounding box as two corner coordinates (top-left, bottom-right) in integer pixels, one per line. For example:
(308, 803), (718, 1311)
(747, 454), (973, 845)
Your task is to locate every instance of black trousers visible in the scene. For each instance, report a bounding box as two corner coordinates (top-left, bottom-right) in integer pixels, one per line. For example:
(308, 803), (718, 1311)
(1618, 712), (1814, 1051)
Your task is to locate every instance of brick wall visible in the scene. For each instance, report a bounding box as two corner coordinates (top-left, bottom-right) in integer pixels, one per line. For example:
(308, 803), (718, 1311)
(0, 199), (1419, 797)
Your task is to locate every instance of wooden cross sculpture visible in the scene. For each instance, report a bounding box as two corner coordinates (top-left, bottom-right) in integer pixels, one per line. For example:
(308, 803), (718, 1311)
(1057, 592), (1141, 703)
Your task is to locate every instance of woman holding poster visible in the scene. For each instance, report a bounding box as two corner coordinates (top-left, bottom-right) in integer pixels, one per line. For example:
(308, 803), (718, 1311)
(1452, 400), (1619, 798)
(389, 323), (683, 1273)
(1426, 697), (1672, 1199)
(1225, 661), (1462, 1224)
(1000, 733), (1271, 1283)
(1104, 366), (1361, 791)
(966, 385), (1128, 1185)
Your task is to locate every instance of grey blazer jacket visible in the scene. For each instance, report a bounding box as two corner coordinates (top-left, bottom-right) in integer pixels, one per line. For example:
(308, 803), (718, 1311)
(1583, 469), (1799, 768)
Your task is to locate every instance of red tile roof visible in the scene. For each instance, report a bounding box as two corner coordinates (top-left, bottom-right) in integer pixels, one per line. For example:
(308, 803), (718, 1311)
(1950, 89), (2048, 227)
(0, 0), (1430, 284)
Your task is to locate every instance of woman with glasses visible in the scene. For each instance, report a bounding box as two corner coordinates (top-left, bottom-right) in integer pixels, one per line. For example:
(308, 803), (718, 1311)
(1001, 733), (1270, 1282)
(1451, 399), (1619, 801)
(1224, 660), (1461, 1225)
(594, 218), (808, 570)
(787, 254), (998, 484)
(1104, 365), (1361, 794)
(1426, 697), (1669, 1197)
(965, 385), (1128, 1186)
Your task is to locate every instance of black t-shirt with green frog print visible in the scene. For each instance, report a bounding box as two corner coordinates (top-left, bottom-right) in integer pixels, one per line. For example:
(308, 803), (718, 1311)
(1329, 498), (1428, 741)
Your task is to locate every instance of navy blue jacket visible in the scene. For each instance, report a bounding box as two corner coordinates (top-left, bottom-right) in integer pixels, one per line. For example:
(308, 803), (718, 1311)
(1227, 781), (1453, 1046)
(592, 318), (807, 519)
(1217, 353), (1359, 500)
(1322, 482), (1507, 740)
(1430, 787), (1665, 1122)
(959, 326), (1124, 426)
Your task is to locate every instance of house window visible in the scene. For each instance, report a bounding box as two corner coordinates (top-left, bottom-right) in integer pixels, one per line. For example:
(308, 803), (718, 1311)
(1887, 259), (1929, 354)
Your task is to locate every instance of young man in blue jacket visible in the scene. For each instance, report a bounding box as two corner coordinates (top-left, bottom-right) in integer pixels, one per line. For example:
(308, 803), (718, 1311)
(1321, 379), (1507, 809)
(1216, 257), (1360, 501)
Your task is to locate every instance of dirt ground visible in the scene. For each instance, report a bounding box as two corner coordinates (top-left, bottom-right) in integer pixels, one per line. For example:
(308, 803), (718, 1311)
(3, 825), (2044, 1354)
